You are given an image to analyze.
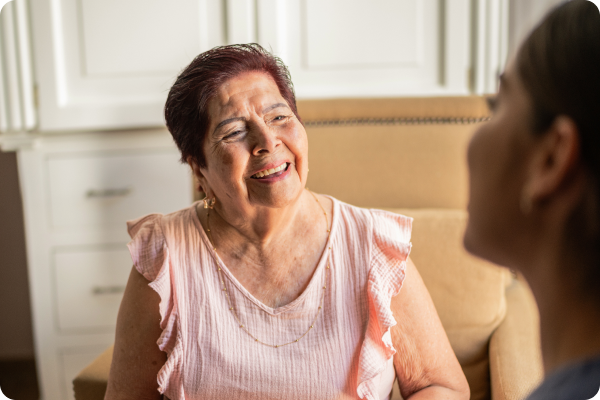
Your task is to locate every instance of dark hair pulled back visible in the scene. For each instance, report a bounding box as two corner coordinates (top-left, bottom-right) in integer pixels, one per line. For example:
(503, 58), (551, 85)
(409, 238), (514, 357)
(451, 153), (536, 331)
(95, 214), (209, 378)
(517, 0), (600, 296)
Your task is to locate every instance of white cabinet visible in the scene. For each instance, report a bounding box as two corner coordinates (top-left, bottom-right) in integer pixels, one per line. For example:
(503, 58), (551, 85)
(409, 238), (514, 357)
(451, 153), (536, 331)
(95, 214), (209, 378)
(54, 247), (132, 332)
(10, 129), (192, 400)
(255, 0), (472, 97)
(30, 0), (225, 131)
(26, 0), (508, 132)
(47, 151), (190, 230)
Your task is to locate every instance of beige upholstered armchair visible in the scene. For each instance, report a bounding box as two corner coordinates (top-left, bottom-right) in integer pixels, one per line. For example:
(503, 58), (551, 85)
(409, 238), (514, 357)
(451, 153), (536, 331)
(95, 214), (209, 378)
(74, 97), (543, 400)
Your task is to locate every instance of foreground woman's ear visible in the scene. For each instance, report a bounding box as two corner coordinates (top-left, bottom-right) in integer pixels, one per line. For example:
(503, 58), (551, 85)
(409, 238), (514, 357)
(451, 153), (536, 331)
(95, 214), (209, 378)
(523, 116), (583, 208)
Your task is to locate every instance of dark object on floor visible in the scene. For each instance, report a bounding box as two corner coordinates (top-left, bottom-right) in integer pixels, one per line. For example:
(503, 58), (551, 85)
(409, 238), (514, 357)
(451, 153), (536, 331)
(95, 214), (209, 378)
(0, 358), (40, 400)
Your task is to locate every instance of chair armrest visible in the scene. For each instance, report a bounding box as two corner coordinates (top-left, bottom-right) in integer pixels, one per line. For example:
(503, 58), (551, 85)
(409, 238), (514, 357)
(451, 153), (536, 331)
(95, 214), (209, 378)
(73, 345), (113, 400)
(489, 276), (543, 400)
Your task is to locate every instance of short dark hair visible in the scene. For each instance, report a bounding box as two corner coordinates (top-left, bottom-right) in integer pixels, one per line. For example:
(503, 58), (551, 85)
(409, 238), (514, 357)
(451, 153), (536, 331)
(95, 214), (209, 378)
(164, 43), (300, 168)
(517, 0), (600, 297)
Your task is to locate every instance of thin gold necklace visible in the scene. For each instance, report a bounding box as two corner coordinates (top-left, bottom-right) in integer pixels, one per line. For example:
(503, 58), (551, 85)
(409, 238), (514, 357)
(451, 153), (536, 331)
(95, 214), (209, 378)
(206, 189), (331, 348)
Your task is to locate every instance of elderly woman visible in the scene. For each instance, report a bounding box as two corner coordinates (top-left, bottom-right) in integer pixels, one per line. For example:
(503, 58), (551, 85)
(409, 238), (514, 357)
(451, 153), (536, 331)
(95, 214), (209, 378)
(105, 44), (469, 400)
(464, 1), (600, 399)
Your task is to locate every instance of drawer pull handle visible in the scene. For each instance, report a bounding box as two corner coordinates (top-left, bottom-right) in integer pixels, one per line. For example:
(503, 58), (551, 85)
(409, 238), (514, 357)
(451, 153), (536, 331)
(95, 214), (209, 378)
(86, 187), (132, 199)
(92, 285), (126, 295)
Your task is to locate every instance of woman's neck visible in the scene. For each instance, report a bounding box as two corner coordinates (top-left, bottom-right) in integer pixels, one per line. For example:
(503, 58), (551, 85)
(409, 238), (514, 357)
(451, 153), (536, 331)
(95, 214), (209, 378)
(523, 243), (600, 374)
(198, 189), (332, 308)
(211, 189), (311, 247)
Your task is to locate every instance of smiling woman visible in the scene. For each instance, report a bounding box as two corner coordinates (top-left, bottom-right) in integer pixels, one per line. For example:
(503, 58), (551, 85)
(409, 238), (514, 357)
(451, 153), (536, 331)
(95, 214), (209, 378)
(103, 44), (469, 400)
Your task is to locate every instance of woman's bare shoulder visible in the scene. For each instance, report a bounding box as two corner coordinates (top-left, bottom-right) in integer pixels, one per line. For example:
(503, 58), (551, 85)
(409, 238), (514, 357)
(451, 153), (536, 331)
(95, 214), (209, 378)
(104, 266), (166, 400)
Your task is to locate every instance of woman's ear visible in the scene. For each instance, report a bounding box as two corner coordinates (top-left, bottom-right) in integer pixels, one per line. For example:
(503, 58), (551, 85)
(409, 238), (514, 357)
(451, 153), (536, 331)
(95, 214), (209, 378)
(186, 156), (202, 177)
(186, 156), (209, 195)
(524, 116), (582, 204)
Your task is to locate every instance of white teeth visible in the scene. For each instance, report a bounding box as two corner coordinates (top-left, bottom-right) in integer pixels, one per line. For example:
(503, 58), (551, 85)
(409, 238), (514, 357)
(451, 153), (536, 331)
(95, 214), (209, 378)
(253, 163), (287, 178)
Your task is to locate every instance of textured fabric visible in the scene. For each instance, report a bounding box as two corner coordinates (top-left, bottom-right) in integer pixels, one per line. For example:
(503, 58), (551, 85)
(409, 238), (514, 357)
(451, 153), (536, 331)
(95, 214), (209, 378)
(71, 210), (539, 400)
(296, 96), (490, 122)
(304, 123), (479, 210)
(126, 197), (412, 400)
(526, 357), (600, 400)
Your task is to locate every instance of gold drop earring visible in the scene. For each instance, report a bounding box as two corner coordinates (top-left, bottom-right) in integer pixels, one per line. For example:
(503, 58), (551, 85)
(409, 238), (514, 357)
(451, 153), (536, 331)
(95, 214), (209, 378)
(203, 196), (216, 209)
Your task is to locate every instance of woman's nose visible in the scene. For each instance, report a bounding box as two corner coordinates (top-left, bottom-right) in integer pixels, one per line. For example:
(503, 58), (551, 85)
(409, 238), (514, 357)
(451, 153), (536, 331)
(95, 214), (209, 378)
(251, 123), (281, 155)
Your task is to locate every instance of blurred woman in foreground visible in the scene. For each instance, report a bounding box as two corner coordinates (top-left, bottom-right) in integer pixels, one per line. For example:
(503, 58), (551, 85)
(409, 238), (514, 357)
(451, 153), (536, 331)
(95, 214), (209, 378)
(464, 1), (600, 398)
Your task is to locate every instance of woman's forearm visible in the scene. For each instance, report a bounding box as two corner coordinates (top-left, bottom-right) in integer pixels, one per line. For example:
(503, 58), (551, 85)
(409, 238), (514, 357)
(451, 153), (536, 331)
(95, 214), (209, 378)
(405, 385), (470, 400)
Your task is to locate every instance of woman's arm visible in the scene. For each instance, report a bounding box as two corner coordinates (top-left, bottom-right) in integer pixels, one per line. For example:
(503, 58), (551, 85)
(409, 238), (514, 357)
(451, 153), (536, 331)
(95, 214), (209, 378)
(104, 266), (167, 400)
(391, 258), (470, 400)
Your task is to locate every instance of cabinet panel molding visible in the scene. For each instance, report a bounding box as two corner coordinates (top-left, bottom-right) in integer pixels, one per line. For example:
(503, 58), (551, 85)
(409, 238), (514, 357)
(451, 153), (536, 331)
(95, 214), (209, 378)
(303, 0), (421, 69)
(257, 0), (465, 98)
(31, 0), (225, 131)
(0, 0), (36, 132)
(79, 0), (202, 77)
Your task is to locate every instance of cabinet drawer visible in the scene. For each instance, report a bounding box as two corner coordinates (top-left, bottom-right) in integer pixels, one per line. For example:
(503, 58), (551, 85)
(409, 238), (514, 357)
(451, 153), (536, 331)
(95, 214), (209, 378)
(47, 151), (191, 230)
(54, 248), (132, 332)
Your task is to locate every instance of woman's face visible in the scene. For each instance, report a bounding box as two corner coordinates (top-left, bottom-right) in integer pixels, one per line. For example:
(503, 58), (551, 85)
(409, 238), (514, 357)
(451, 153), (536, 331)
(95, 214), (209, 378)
(464, 61), (538, 267)
(197, 71), (308, 213)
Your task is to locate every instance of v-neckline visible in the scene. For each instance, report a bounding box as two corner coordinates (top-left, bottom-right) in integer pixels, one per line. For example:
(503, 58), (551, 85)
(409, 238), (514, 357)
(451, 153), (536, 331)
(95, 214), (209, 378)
(190, 196), (338, 316)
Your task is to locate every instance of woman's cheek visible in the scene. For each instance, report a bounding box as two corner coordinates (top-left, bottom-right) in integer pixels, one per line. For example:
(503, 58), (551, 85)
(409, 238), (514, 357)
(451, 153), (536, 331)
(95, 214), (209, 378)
(294, 129), (309, 176)
(291, 124), (309, 154)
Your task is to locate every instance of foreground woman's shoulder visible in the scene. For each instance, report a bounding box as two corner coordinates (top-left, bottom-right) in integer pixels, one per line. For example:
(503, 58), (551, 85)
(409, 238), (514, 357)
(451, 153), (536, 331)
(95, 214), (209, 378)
(526, 357), (600, 400)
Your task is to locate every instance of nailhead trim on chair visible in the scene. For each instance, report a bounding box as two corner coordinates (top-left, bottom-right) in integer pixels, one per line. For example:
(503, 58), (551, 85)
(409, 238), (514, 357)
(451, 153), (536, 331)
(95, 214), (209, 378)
(304, 116), (490, 127)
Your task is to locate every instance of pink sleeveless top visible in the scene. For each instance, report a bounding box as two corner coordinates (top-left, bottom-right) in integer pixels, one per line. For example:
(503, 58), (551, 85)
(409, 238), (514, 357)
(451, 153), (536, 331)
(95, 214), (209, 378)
(127, 197), (412, 400)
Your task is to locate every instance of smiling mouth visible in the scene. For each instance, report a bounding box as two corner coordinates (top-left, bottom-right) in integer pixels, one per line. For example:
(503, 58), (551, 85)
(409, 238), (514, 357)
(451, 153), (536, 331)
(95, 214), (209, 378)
(251, 163), (289, 179)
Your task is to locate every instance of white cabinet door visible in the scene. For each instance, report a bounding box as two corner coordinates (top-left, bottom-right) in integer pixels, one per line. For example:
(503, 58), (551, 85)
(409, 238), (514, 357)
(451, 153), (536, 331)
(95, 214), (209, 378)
(30, 0), (225, 131)
(254, 0), (472, 98)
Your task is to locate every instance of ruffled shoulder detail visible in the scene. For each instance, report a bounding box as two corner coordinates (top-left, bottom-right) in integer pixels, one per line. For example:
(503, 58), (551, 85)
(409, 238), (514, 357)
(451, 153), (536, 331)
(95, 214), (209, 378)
(357, 209), (413, 400)
(127, 214), (166, 282)
(126, 214), (184, 399)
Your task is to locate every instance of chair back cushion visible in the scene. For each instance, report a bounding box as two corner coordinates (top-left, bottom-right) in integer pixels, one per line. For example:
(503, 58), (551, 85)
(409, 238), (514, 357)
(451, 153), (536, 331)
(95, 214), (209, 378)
(300, 96), (489, 210)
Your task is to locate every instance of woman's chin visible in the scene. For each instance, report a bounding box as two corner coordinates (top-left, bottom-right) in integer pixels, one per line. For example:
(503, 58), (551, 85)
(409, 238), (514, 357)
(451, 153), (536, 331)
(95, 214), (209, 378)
(246, 177), (304, 209)
(463, 221), (516, 270)
(464, 203), (495, 261)
(463, 216), (494, 259)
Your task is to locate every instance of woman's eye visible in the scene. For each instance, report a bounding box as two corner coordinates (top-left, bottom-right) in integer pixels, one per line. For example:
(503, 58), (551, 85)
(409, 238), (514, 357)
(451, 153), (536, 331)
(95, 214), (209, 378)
(223, 130), (243, 140)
